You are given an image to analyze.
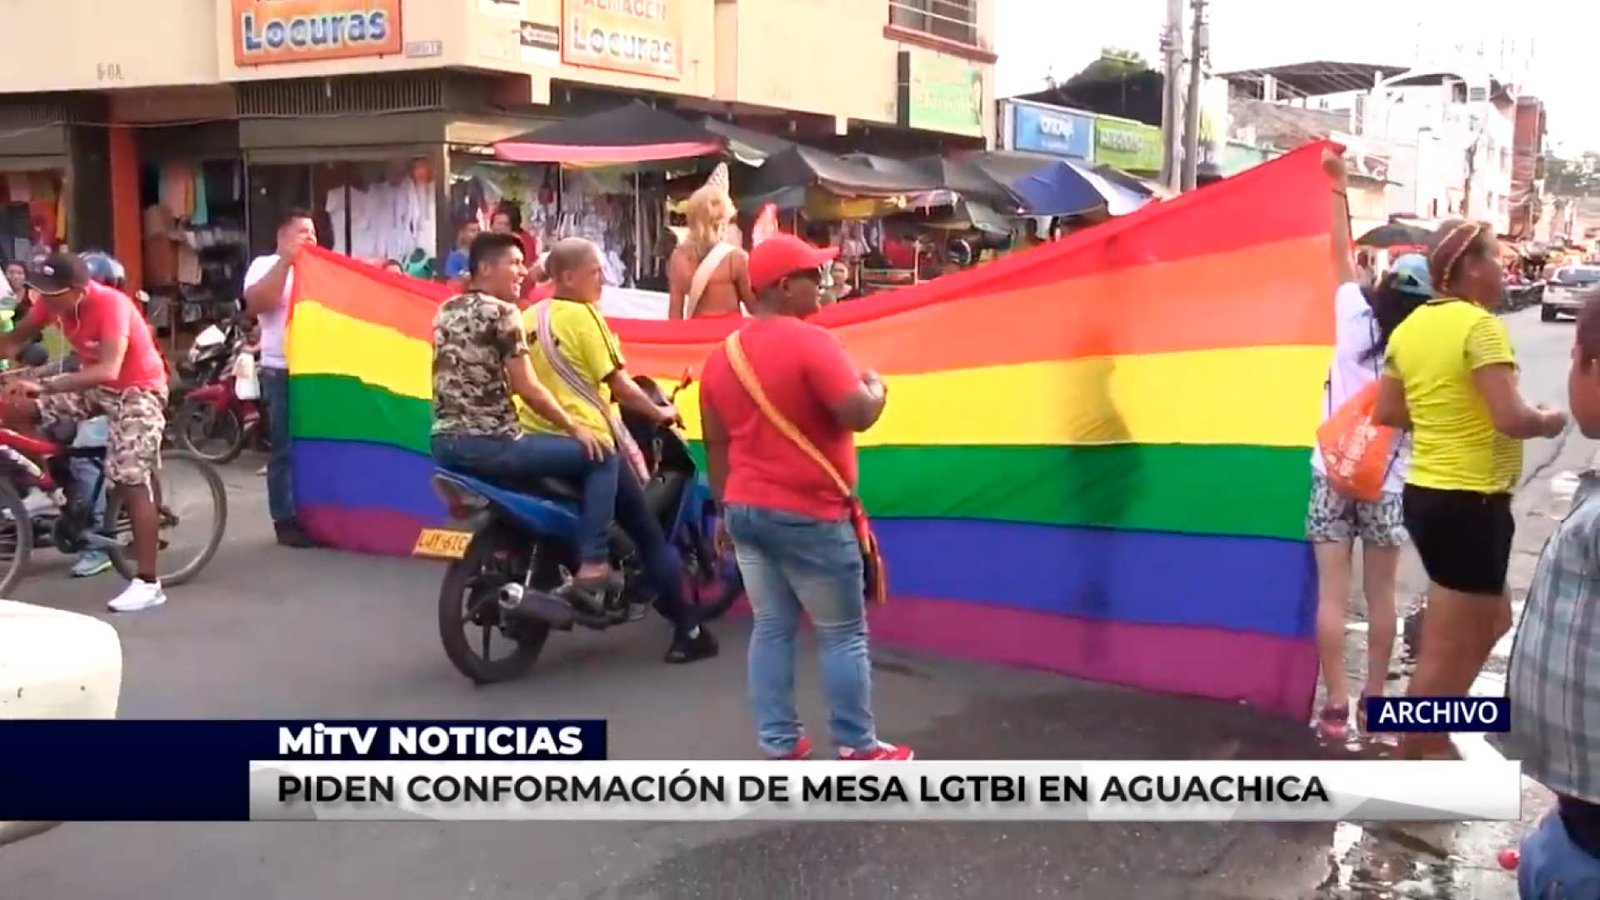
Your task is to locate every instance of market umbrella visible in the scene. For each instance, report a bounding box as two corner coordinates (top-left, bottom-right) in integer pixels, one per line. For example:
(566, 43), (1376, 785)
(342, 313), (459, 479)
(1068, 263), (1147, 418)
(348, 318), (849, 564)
(839, 153), (940, 187)
(747, 145), (951, 202)
(964, 150), (1148, 217)
(921, 200), (1017, 236)
(493, 100), (724, 165)
(1355, 221), (1433, 248)
(908, 155), (1024, 212)
(702, 118), (794, 165)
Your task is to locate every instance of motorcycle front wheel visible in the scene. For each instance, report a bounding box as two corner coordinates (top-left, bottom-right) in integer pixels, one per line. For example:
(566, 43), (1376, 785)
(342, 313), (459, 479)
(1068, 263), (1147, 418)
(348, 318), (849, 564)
(438, 522), (551, 685)
(175, 397), (246, 465)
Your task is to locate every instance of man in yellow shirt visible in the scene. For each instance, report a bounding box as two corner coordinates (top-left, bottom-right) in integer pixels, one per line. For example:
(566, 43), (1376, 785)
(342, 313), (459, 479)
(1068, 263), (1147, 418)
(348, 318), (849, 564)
(1375, 218), (1566, 759)
(519, 238), (717, 665)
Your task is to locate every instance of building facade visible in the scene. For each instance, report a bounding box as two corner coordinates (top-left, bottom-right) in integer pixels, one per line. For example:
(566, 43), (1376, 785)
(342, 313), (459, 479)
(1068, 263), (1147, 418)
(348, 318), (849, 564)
(1509, 96), (1546, 239)
(0, 0), (996, 294)
(1371, 68), (1516, 234)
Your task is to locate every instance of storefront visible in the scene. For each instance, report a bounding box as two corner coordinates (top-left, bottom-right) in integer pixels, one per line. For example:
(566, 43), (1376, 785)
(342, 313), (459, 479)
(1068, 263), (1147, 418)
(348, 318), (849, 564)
(1000, 101), (1093, 162)
(134, 120), (250, 339)
(240, 111), (446, 276)
(0, 105), (73, 269)
(1091, 116), (1163, 177)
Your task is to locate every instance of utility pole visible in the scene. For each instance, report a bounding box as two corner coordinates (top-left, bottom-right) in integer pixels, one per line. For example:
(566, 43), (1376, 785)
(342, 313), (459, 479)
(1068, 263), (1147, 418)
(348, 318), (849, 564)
(1159, 0), (1184, 190)
(1180, 0), (1209, 191)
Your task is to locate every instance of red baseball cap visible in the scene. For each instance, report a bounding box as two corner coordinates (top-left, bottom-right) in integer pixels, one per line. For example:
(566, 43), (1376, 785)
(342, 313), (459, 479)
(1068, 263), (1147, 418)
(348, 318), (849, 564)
(748, 234), (838, 292)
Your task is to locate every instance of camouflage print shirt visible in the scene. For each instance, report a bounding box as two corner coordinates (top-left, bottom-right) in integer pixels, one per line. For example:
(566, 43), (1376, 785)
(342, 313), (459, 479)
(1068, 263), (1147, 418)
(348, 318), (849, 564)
(431, 291), (526, 438)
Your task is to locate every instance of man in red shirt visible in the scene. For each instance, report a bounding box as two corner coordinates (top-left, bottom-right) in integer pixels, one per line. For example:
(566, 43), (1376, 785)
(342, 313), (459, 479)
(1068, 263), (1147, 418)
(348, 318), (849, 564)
(0, 253), (170, 612)
(699, 234), (910, 762)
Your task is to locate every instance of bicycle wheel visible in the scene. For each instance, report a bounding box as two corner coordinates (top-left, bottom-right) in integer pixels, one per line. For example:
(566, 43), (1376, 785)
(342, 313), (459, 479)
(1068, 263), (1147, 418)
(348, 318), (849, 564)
(0, 479), (34, 596)
(106, 450), (227, 586)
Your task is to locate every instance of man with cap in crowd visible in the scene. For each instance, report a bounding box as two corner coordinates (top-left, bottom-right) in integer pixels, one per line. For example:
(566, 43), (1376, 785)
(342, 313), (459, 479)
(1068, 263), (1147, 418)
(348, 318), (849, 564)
(0, 252), (170, 611)
(698, 233), (911, 762)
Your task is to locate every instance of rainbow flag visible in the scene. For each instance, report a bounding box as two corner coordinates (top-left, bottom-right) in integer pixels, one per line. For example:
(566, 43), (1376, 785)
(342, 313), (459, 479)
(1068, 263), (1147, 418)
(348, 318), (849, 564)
(288, 144), (1336, 719)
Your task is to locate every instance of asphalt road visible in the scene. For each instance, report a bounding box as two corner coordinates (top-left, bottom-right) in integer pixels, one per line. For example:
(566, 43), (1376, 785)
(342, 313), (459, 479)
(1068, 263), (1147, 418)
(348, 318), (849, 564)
(0, 308), (1586, 900)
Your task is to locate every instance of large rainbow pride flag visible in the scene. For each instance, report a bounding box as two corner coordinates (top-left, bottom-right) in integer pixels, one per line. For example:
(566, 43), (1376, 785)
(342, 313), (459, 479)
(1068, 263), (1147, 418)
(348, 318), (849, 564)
(288, 143), (1336, 719)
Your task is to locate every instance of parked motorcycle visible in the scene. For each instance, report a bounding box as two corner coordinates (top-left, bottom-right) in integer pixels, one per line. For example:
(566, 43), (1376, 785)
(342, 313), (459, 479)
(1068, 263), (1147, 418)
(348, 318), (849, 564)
(173, 318), (266, 465)
(422, 375), (743, 684)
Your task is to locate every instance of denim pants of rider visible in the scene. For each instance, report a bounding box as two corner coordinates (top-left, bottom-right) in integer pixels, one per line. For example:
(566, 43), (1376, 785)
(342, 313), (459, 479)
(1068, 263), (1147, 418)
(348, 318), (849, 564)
(431, 433), (695, 631)
(432, 432), (619, 562)
(1520, 810), (1600, 899)
(68, 456), (107, 533)
(261, 367), (294, 524)
(725, 504), (874, 756)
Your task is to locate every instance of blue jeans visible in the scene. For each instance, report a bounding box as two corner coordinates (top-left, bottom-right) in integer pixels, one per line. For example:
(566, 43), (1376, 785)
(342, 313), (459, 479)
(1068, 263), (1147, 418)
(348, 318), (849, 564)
(433, 432), (619, 563)
(1521, 810), (1600, 899)
(69, 456), (107, 532)
(432, 432), (694, 629)
(261, 367), (294, 524)
(726, 504), (873, 756)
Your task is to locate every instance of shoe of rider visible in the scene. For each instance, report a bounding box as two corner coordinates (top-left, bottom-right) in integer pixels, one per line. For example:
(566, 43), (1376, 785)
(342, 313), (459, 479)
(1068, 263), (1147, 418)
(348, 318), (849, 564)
(71, 550), (112, 578)
(108, 577), (166, 612)
(274, 519), (316, 549)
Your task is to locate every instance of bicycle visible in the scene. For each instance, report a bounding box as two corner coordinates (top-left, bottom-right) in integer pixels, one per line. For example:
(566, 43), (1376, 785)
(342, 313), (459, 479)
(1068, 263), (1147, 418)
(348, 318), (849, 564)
(0, 423), (228, 597)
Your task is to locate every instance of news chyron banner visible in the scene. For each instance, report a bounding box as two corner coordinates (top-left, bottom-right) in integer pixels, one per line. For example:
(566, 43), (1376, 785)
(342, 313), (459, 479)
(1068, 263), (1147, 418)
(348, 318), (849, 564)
(0, 720), (1521, 823)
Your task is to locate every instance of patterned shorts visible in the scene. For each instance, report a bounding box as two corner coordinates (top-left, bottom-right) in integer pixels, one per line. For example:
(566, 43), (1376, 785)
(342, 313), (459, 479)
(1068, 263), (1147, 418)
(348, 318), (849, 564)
(1306, 472), (1408, 546)
(38, 386), (167, 487)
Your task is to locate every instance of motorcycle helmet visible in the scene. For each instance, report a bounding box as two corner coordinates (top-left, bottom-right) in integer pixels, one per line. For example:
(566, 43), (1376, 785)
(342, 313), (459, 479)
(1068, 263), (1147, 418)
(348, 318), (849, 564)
(78, 251), (128, 291)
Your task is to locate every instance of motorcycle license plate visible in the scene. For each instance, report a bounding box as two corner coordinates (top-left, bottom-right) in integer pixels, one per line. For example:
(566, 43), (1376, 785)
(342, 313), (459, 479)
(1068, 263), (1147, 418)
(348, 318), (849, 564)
(413, 528), (471, 559)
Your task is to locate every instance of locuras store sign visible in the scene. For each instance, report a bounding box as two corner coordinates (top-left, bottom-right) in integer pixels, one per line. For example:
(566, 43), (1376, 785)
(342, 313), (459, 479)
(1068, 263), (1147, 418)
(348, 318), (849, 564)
(563, 0), (683, 81)
(232, 0), (403, 67)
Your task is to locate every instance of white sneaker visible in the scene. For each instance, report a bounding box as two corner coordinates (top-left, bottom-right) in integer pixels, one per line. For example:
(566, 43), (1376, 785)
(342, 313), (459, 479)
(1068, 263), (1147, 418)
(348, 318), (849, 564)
(108, 578), (166, 613)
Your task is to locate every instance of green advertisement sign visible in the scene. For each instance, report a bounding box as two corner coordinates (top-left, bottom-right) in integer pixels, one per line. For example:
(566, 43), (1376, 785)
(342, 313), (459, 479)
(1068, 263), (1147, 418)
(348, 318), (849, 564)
(899, 48), (985, 138)
(1093, 117), (1163, 173)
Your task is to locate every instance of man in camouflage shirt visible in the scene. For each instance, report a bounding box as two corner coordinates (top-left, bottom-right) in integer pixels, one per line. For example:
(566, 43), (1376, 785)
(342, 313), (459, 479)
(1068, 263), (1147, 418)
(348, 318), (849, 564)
(430, 231), (606, 492)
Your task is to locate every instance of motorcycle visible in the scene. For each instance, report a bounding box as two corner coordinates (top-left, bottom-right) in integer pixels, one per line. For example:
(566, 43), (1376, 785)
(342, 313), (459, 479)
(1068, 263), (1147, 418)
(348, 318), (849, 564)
(422, 374), (743, 684)
(174, 318), (265, 465)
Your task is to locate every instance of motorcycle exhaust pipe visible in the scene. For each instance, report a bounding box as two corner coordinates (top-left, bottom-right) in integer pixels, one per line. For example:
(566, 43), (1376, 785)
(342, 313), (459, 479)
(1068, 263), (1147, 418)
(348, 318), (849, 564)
(497, 582), (575, 631)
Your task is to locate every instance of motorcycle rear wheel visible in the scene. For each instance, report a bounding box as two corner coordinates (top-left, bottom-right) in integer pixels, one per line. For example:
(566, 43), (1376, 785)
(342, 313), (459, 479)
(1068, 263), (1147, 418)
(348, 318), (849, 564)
(176, 397), (246, 465)
(439, 522), (550, 685)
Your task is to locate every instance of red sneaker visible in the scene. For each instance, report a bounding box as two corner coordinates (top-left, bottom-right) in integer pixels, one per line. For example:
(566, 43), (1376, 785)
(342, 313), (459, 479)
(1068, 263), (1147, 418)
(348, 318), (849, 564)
(838, 741), (914, 761)
(768, 734), (812, 760)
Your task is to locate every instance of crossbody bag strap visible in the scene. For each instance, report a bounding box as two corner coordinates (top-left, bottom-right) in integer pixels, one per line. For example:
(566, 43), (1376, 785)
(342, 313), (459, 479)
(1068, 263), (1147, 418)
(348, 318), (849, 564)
(723, 331), (852, 499)
(683, 243), (736, 320)
(533, 300), (650, 483)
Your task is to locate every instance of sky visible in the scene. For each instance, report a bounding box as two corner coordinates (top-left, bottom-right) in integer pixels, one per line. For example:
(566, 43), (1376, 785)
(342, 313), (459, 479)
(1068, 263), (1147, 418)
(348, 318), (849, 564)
(995, 0), (1600, 154)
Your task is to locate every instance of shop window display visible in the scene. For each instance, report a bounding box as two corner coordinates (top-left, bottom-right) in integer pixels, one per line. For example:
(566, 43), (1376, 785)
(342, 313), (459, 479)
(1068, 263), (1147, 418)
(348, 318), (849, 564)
(0, 170), (68, 279)
(318, 158), (438, 276)
(141, 161), (250, 342)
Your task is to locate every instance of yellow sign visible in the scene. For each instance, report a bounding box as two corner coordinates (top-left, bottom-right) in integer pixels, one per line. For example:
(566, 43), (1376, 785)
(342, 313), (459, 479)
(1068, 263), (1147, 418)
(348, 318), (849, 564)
(562, 0), (682, 81)
(413, 528), (472, 560)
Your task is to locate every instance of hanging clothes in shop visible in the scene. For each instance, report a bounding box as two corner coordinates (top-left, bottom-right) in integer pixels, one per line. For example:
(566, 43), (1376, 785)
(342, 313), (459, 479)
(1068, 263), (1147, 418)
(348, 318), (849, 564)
(160, 164), (197, 221)
(191, 172), (210, 226)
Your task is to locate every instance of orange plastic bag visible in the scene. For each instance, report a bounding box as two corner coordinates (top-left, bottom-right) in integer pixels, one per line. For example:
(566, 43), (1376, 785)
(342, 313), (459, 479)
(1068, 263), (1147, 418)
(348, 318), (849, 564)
(1316, 381), (1400, 502)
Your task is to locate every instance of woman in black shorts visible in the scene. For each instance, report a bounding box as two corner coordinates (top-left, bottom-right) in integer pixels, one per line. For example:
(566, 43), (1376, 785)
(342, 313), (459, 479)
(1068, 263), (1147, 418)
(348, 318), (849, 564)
(1374, 220), (1567, 759)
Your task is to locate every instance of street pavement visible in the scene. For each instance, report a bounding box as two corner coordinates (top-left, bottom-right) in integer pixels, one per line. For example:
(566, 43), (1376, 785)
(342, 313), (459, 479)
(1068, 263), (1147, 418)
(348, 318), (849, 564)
(0, 307), (1585, 899)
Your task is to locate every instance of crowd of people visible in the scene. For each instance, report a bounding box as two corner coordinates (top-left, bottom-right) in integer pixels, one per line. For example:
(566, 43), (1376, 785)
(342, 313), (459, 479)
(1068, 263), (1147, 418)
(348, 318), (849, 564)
(1311, 150), (1598, 894)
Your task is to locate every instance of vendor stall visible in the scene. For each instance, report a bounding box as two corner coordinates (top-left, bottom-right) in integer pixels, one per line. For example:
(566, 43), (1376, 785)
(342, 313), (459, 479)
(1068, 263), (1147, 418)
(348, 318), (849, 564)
(485, 101), (727, 303)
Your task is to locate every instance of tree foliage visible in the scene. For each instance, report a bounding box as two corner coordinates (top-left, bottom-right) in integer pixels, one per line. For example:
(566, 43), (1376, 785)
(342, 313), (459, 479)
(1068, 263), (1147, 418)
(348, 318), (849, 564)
(1547, 153), (1600, 196)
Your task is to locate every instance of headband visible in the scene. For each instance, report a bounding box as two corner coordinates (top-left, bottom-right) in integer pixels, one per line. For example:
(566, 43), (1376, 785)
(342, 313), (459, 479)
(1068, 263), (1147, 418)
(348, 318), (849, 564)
(1431, 221), (1488, 291)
